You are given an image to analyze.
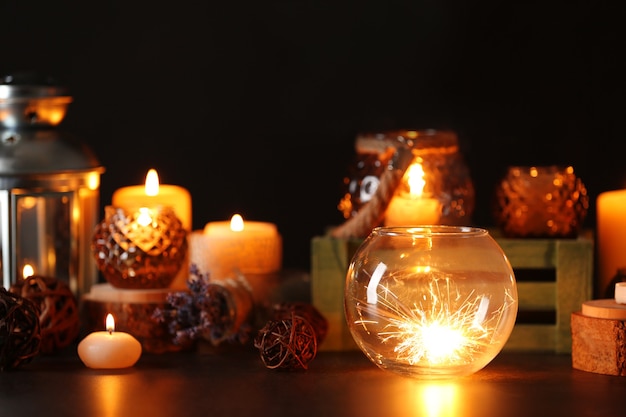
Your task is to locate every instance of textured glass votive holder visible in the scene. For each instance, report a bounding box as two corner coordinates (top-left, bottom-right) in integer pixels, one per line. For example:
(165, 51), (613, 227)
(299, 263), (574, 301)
(92, 205), (188, 289)
(493, 165), (588, 238)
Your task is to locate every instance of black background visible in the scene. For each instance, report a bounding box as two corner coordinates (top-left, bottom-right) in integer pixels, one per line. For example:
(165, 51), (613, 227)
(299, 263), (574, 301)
(1, 1), (624, 271)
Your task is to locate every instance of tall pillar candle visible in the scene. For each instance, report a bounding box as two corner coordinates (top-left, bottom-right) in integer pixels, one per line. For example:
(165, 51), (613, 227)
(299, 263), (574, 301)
(596, 189), (626, 297)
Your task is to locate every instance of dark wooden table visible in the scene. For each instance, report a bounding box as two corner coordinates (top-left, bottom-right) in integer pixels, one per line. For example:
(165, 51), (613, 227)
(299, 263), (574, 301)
(1, 345), (625, 417)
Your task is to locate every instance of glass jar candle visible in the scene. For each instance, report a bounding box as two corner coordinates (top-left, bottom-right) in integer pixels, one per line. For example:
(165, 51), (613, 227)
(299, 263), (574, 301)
(339, 129), (475, 228)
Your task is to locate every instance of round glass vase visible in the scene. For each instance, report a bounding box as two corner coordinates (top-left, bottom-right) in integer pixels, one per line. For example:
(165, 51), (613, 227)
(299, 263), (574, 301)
(344, 226), (518, 379)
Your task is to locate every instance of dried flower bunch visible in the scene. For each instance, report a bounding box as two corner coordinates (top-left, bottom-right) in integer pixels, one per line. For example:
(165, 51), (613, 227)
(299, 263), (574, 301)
(0, 287), (41, 371)
(254, 302), (328, 371)
(152, 264), (253, 349)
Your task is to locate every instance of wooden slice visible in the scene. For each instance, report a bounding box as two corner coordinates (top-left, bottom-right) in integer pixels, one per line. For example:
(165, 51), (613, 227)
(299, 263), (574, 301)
(582, 299), (626, 320)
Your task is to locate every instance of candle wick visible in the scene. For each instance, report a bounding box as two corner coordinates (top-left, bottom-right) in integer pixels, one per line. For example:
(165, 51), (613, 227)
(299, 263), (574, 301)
(108, 328), (113, 335)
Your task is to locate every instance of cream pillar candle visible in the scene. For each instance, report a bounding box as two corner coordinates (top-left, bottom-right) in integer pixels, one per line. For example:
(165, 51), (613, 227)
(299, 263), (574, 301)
(189, 214), (282, 279)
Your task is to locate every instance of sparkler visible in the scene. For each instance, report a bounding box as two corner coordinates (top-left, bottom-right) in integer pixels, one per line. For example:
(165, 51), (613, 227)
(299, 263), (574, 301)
(353, 268), (517, 367)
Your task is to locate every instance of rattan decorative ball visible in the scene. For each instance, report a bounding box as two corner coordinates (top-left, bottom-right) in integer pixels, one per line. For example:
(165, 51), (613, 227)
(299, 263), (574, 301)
(10, 276), (79, 354)
(254, 303), (323, 371)
(0, 287), (41, 371)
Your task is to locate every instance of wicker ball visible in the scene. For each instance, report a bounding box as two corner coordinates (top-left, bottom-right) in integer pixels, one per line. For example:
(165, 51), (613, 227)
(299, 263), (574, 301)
(10, 276), (79, 354)
(254, 305), (320, 371)
(255, 316), (317, 371)
(0, 287), (41, 371)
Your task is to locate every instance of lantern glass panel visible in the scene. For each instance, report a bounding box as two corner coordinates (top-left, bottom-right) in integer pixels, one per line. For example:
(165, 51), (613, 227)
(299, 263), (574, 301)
(16, 192), (72, 282)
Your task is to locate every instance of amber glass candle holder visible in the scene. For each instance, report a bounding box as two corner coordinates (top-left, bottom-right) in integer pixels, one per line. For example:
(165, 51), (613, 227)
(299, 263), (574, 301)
(344, 226), (518, 379)
(493, 165), (588, 238)
(339, 129), (475, 226)
(92, 205), (188, 289)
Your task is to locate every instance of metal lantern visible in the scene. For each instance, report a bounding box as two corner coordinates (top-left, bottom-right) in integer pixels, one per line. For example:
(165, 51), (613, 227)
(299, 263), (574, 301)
(0, 72), (105, 298)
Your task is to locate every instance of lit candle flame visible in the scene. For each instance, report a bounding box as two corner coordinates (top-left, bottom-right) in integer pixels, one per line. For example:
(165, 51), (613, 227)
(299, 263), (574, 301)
(106, 313), (115, 334)
(22, 264), (35, 279)
(406, 160), (427, 197)
(230, 214), (244, 232)
(145, 169), (160, 196)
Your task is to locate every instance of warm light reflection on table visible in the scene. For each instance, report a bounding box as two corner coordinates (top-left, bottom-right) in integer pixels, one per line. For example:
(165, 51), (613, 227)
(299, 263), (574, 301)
(419, 382), (459, 417)
(2, 349), (626, 417)
(98, 375), (122, 417)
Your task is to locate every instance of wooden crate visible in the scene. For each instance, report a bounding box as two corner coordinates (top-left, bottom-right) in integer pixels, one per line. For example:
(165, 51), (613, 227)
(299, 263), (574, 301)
(310, 231), (594, 353)
(495, 231), (594, 353)
(310, 236), (362, 351)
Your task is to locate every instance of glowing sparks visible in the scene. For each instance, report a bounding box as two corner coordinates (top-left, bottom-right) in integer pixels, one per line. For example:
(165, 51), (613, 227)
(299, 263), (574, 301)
(355, 273), (515, 366)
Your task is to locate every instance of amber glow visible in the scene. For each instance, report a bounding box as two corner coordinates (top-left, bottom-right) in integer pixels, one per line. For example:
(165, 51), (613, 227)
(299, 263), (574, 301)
(87, 171), (100, 190)
(136, 207), (154, 227)
(420, 383), (459, 417)
(230, 214), (245, 232)
(529, 167), (538, 177)
(98, 375), (122, 417)
(22, 264), (34, 279)
(106, 313), (115, 333)
(19, 196), (37, 210)
(145, 169), (160, 196)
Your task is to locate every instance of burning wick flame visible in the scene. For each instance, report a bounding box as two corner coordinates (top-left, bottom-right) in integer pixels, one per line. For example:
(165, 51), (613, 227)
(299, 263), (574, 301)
(22, 264), (35, 279)
(406, 160), (427, 197)
(145, 169), (160, 196)
(355, 270), (515, 366)
(106, 313), (115, 334)
(230, 214), (245, 232)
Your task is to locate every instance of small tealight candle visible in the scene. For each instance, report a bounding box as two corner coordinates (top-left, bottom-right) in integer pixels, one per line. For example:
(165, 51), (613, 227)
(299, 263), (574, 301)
(189, 214), (282, 279)
(77, 314), (142, 369)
